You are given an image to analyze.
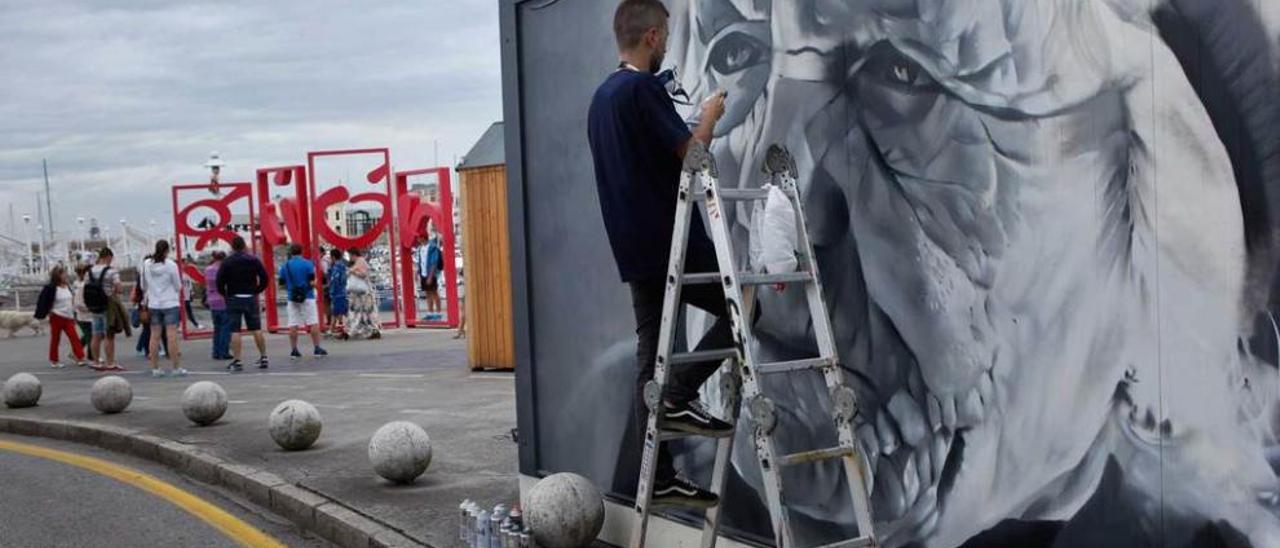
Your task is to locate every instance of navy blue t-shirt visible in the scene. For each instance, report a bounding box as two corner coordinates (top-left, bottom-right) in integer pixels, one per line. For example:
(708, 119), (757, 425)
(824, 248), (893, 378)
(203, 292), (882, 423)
(588, 69), (716, 283)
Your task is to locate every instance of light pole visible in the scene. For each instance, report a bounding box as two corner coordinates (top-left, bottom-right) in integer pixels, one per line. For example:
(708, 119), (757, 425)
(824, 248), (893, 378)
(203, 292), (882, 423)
(21, 214), (32, 275)
(77, 216), (86, 261)
(119, 219), (131, 267)
(35, 224), (45, 273)
(206, 151), (226, 196)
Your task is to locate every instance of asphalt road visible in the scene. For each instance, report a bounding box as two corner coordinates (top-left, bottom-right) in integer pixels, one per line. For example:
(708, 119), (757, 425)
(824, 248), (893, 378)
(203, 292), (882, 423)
(0, 435), (330, 548)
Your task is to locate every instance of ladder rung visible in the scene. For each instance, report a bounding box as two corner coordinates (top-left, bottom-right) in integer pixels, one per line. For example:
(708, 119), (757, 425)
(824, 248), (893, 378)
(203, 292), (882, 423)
(657, 427), (732, 441)
(670, 348), (737, 365)
(681, 273), (720, 285)
(740, 271), (812, 286)
(777, 446), (855, 467)
(680, 271), (813, 287)
(657, 430), (696, 442)
(757, 357), (831, 375)
(695, 188), (770, 201)
(813, 537), (877, 548)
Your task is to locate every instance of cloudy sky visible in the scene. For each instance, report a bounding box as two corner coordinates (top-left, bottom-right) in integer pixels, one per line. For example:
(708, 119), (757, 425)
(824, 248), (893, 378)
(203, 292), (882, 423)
(0, 0), (502, 240)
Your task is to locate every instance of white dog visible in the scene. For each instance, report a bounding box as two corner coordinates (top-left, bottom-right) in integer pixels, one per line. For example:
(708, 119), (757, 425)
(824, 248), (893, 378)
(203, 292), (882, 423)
(0, 311), (44, 337)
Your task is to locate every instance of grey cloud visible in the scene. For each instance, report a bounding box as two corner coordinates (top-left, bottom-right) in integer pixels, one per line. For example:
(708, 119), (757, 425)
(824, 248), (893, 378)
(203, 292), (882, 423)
(0, 0), (501, 236)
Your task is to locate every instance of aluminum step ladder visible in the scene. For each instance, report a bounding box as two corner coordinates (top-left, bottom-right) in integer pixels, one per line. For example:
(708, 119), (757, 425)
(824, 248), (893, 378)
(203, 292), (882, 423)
(630, 142), (878, 548)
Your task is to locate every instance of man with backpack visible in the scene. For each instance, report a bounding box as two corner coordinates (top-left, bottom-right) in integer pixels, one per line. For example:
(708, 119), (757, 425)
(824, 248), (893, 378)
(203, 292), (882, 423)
(279, 243), (328, 360)
(86, 248), (125, 371)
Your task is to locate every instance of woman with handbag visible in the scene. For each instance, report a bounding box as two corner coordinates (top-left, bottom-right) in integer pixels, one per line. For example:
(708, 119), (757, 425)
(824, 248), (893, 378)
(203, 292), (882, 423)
(35, 266), (89, 368)
(141, 241), (186, 377)
(345, 248), (381, 340)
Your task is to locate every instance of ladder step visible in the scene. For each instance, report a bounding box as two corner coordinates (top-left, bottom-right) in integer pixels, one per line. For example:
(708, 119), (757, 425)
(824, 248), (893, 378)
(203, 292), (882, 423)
(812, 537), (877, 548)
(681, 271), (813, 286)
(757, 357), (832, 375)
(740, 271), (812, 286)
(698, 188), (770, 201)
(777, 446), (856, 467)
(656, 427), (733, 441)
(681, 273), (720, 285)
(670, 348), (737, 365)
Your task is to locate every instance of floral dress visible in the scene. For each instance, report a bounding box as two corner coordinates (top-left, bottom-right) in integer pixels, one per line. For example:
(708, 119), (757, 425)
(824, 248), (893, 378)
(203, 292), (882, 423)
(346, 258), (380, 338)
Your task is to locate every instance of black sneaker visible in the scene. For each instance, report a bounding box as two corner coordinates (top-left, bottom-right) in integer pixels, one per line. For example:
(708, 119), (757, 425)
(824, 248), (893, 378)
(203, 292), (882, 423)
(227, 360), (244, 373)
(653, 475), (719, 508)
(662, 400), (734, 437)
(290, 348), (302, 360)
(257, 356), (269, 370)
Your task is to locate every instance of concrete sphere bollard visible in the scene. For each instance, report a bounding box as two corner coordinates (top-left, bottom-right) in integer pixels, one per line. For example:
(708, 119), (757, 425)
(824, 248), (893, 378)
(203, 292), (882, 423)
(269, 400), (322, 451)
(3, 373), (42, 408)
(525, 473), (605, 548)
(181, 381), (228, 426)
(368, 421), (433, 484)
(91, 376), (132, 414)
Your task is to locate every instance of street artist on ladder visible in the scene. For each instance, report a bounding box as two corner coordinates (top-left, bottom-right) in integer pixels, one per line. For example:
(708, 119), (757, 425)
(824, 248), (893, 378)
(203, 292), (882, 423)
(588, 0), (732, 509)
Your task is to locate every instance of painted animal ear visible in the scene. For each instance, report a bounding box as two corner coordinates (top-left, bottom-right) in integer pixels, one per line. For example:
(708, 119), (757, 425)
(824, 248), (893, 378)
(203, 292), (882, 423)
(1153, 0), (1280, 316)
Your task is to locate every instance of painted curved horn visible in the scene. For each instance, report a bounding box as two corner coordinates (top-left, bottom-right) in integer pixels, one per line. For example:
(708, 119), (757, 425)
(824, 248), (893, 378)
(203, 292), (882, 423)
(1153, 0), (1280, 316)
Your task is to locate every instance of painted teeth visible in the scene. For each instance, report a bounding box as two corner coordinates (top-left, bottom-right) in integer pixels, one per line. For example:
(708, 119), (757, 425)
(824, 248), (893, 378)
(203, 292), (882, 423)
(927, 395), (942, 432)
(888, 391), (928, 446)
(901, 451), (920, 505)
(874, 454), (908, 520)
(958, 387), (985, 425)
(941, 394), (957, 430)
(857, 423), (880, 475)
(915, 444), (932, 486)
(877, 411), (900, 456)
(930, 434), (948, 481)
(978, 369), (994, 405)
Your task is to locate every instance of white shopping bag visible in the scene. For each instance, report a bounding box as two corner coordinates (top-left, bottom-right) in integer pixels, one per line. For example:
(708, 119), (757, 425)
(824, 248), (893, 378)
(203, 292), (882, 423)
(748, 184), (799, 274)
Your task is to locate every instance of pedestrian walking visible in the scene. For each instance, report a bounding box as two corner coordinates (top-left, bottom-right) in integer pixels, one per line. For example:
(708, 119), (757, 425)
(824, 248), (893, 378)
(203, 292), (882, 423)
(87, 247), (127, 371)
(141, 240), (187, 377)
(72, 265), (95, 363)
(279, 243), (328, 359)
(181, 255), (203, 330)
(34, 265), (88, 368)
(205, 251), (232, 359)
(215, 236), (271, 372)
(345, 248), (381, 339)
(417, 235), (444, 314)
(325, 247), (349, 339)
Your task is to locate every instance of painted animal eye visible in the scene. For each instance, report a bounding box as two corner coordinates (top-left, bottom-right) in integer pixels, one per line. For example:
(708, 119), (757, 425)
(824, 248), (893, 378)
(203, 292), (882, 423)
(709, 31), (768, 75)
(860, 42), (939, 91)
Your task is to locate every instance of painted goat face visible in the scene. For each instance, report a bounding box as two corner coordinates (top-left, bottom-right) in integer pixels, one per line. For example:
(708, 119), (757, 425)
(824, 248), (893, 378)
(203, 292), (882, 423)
(669, 0), (1280, 545)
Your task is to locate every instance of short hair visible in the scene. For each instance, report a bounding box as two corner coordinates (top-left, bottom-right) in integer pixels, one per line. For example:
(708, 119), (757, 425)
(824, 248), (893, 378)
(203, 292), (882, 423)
(231, 236), (247, 252)
(212, 250), (227, 260)
(288, 243), (303, 256)
(329, 248), (343, 261)
(614, 0), (669, 51)
(98, 247), (113, 259)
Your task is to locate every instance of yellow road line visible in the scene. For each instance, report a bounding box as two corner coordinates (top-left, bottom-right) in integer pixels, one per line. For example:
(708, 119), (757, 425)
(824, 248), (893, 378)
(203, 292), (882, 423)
(0, 437), (285, 548)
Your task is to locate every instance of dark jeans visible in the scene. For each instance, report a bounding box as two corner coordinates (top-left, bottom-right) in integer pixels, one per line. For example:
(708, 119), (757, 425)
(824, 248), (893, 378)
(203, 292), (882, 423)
(136, 321), (169, 356)
(77, 320), (94, 362)
(211, 309), (231, 358)
(629, 277), (736, 482)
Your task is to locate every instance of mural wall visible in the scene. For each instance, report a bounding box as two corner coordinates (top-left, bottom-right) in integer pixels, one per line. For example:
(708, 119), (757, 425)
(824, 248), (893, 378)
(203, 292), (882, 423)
(504, 0), (1280, 546)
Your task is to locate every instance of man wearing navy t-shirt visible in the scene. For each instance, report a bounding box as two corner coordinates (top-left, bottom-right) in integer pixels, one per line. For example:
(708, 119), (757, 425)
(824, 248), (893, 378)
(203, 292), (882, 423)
(588, 0), (729, 508)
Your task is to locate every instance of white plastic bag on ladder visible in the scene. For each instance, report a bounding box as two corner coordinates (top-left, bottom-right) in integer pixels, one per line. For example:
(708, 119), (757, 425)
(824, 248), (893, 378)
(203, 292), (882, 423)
(748, 184), (799, 274)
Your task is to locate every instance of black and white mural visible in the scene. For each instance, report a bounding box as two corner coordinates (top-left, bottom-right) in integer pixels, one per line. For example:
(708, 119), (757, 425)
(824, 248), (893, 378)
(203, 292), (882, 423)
(505, 0), (1280, 546)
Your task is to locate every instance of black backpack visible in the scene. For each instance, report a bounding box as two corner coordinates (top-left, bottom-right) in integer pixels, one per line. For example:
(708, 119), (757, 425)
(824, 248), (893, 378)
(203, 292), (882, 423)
(84, 266), (111, 314)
